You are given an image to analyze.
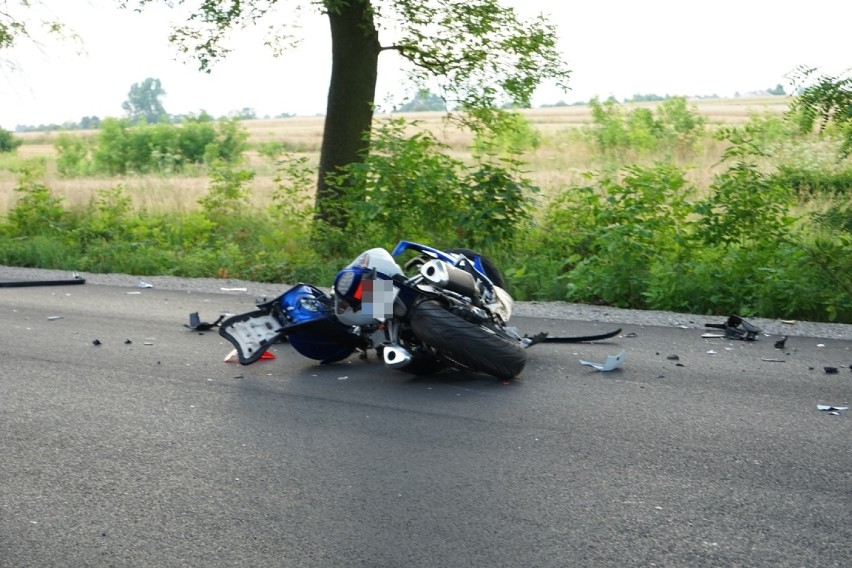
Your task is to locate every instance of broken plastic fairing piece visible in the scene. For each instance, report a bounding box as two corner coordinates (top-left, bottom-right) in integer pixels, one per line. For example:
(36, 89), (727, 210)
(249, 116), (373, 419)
(579, 350), (626, 372)
(185, 312), (225, 331)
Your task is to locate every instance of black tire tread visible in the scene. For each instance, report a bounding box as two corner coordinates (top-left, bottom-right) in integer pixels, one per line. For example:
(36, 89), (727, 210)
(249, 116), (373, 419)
(410, 300), (526, 379)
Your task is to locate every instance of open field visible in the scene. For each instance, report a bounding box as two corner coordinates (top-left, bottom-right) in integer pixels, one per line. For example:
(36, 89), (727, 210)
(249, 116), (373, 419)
(1, 96), (789, 215)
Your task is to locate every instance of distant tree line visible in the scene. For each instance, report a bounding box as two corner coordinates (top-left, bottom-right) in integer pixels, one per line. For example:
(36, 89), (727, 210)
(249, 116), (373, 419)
(7, 79), (790, 134)
(11, 77), (297, 133)
(541, 84), (786, 108)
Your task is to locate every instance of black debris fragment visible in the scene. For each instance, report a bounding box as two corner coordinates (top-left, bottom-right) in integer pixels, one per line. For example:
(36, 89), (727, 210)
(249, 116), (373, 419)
(523, 327), (621, 346)
(824, 367), (839, 374)
(774, 336), (788, 349)
(92, 339), (102, 346)
(0, 272), (86, 288)
(666, 354), (680, 361)
(704, 315), (761, 341)
(524, 332), (548, 346)
(125, 339), (132, 344)
(185, 312), (225, 331)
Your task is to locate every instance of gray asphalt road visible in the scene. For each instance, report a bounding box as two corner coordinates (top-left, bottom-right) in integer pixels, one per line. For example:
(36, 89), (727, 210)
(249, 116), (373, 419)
(1, 278), (850, 567)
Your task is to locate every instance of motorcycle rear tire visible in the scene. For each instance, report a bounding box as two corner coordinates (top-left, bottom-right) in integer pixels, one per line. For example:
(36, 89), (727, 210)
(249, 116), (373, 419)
(410, 300), (526, 379)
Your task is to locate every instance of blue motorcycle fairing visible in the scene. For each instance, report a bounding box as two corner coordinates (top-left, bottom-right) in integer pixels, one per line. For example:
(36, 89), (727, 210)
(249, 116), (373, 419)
(274, 283), (333, 324)
(276, 283), (362, 363)
(391, 240), (493, 287)
(221, 283), (362, 365)
(391, 240), (455, 263)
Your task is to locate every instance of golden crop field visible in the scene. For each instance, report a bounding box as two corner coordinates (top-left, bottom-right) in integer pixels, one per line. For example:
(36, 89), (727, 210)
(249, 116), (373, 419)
(1, 96), (789, 215)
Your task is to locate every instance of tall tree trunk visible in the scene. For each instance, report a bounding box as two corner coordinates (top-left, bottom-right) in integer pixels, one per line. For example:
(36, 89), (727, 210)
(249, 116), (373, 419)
(316, 0), (380, 228)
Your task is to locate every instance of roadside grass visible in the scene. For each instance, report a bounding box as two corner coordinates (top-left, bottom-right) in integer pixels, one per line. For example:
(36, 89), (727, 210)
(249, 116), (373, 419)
(2, 97), (849, 322)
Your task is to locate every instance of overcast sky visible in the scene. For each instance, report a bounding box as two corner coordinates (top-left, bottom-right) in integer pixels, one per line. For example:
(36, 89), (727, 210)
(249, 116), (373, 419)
(2, 0), (849, 130)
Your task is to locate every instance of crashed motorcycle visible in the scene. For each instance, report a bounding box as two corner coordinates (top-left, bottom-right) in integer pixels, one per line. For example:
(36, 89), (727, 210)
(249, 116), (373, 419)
(219, 241), (528, 379)
(217, 241), (622, 380)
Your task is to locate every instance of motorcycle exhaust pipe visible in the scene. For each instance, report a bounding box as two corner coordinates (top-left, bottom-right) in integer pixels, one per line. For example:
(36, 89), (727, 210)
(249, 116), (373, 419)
(383, 345), (413, 369)
(420, 259), (478, 299)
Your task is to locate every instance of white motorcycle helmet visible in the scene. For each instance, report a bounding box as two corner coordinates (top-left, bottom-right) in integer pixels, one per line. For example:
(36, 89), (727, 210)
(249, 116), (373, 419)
(333, 248), (403, 326)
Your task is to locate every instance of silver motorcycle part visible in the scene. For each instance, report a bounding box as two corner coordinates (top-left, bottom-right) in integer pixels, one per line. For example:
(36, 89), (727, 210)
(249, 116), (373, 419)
(382, 344), (414, 369)
(419, 259), (478, 299)
(488, 285), (514, 323)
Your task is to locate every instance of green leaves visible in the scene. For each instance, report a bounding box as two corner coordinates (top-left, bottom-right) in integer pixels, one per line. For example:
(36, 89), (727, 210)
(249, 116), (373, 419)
(329, 116), (536, 251)
(54, 116), (248, 176)
(696, 130), (795, 248)
(586, 96), (706, 156)
(0, 128), (23, 153)
(388, 0), (570, 111)
(787, 66), (852, 158)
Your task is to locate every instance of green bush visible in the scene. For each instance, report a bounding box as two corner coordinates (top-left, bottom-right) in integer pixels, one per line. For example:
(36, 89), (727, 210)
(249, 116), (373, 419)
(537, 164), (693, 307)
(330, 118), (536, 255)
(694, 128), (795, 247)
(197, 161), (255, 224)
(771, 165), (852, 198)
(6, 164), (67, 236)
(56, 115), (249, 176)
(55, 133), (94, 176)
(585, 96), (705, 157)
(0, 128), (23, 153)
(472, 111), (541, 156)
(655, 96), (706, 150)
(587, 97), (632, 154)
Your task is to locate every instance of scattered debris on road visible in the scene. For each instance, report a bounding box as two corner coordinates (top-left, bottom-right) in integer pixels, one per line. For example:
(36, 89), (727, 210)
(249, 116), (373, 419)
(579, 350), (625, 372)
(0, 271), (85, 288)
(224, 348), (276, 363)
(185, 312), (225, 331)
(704, 315), (761, 341)
(817, 404), (848, 416)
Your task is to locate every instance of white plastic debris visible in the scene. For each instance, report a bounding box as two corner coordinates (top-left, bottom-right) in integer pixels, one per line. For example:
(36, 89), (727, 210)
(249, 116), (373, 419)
(138, 278), (153, 288)
(579, 350), (625, 372)
(817, 404), (848, 413)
